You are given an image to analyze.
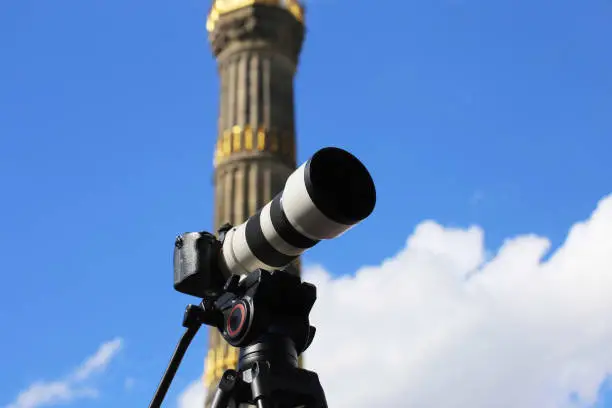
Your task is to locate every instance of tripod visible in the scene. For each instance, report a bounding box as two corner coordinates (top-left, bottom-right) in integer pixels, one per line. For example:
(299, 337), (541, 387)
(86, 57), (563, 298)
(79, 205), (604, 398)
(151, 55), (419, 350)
(149, 269), (327, 408)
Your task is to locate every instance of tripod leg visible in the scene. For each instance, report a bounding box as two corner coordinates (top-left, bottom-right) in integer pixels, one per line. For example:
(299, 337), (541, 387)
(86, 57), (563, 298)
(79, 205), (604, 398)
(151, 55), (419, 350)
(210, 370), (239, 408)
(247, 362), (273, 408)
(149, 323), (200, 408)
(254, 398), (271, 408)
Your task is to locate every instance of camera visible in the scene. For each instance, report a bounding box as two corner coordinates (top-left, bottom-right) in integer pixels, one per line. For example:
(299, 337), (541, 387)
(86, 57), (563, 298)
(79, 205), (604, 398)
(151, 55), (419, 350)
(150, 147), (376, 408)
(173, 146), (376, 298)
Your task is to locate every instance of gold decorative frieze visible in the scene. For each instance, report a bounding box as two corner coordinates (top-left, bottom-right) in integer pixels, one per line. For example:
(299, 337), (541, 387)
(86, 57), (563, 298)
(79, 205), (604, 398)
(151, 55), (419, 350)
(206, 0), (304, 33)
(214, 125), (295, 167)
(232, 126), (242, 151)
(244, 125), (253, 150)
(225, 346), (239, 368)
(257, 126), (266, 151)
(215, 345), (225, 378)
(286, 0), (304, 22)
(203, 345), (240, 387)
(203, 348), (216, 386)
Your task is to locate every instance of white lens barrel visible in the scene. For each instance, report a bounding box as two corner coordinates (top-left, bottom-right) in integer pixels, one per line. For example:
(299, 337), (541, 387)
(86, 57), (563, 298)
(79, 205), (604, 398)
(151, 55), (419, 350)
(281, 163), (349, 240)
(219, 147), (376, 275)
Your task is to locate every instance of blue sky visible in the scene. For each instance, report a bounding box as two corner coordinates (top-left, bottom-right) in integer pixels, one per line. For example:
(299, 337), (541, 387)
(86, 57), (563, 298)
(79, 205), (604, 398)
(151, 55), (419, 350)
(1, 0), (611, 407)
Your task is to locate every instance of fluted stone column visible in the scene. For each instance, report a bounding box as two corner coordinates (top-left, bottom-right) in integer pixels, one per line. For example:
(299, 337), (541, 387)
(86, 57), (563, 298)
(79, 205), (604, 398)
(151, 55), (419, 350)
(203, 1), (305, 406)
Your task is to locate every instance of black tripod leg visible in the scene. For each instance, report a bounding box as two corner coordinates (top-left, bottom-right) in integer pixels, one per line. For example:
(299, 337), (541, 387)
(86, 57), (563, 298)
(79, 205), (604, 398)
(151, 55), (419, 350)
(254, 398), (271, 408)
(149, 325), (199, 408)
(248, 362), (272, 408)
(210, 370), (239, 408)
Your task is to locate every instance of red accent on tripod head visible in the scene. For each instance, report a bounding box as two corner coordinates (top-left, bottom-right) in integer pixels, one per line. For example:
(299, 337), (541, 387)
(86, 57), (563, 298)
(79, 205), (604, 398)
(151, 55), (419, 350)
(227, 303), (247, 338)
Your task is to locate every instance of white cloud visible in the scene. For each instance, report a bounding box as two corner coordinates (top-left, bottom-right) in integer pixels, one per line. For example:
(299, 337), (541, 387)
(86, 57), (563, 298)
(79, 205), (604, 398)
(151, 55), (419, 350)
(304, 194), (612, 408)
(178, 194), (612, 408)
(177, 379), (205, 408)
(72, 338), (122, 381)
(5, 338), (123, 408)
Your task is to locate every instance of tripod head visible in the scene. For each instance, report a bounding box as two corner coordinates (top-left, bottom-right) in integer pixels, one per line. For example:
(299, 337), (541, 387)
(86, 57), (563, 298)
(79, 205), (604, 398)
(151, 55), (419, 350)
(208, 268), (317, 360)
(150, 241), (326, 408)
(203, 269), (325, 408)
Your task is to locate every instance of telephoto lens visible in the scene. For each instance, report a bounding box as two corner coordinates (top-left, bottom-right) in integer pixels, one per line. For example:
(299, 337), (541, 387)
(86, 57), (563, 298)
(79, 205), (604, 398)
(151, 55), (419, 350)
(219, 146), (376, 276)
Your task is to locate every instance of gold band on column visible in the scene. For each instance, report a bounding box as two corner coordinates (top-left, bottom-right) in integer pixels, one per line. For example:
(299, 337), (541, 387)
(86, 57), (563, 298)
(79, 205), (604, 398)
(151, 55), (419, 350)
(203, 345), (240, 387)
(214, 126), (296, 167)
(204, 346), (303, 389)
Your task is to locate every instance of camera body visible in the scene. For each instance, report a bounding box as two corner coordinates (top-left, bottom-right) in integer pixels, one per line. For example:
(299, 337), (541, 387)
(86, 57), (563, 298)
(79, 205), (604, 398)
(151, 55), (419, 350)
(174, 227), (317, 353)
(173, 231), (226, 298)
